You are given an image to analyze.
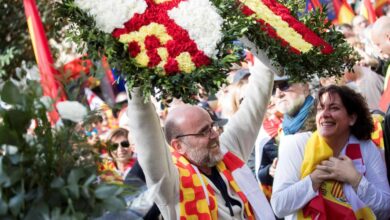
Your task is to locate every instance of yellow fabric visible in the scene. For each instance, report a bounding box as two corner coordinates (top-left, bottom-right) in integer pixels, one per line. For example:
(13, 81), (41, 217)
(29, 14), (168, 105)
(298, 132), (375, 219)
(172, 148), (255, 219)
(216, 161), (255, 220)
(371, 114), (384, 149)
(338, 4), (355, 24)
(300, 131), (333, 178)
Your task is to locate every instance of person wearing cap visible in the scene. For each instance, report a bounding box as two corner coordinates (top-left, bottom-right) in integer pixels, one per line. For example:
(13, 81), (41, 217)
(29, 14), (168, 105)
(219, 68), (251, 118)
(256, 75), (316, 202)
(126, 49), (276, 219)
(201, 106), (229, 135)
(273, 76), (316, 136)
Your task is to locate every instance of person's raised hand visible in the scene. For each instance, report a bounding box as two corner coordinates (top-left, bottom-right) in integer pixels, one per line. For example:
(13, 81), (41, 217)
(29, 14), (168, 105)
(269, 158), (278, 177)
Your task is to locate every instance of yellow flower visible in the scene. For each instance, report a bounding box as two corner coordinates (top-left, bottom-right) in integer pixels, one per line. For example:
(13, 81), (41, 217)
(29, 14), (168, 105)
(176, 52), (196, 73)
(119, 23), (173, 67)
(240, 0), (313, 53)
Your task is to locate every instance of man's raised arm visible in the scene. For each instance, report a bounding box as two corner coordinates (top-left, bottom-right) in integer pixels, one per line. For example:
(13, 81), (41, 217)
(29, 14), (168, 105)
(221, 43), (275, 161)
(126, 88), (179, 206)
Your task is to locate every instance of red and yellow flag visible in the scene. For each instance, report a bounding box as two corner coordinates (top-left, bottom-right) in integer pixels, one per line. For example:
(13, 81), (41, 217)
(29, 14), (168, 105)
(375, 0), (390, 16)
(360, 0), (377, 23)
(334, 0), (355, 24)
(23, 0), (67, 124)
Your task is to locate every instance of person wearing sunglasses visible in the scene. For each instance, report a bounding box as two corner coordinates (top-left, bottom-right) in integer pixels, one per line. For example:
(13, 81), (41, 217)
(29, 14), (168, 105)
(255, 76), (316, 205)
(126, 48), (276, 220)
(106, 128), (136, 177)
(99, 128), (162, 219)
(273, 76), (316, 136)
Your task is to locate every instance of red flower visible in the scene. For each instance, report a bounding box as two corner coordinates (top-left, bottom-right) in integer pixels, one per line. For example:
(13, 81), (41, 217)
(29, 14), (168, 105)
(128, 41), (141, 57)
(192, 52), (211, 67)
(147, 48), (162, 67)
(165, 58), (179, 75)
(112, 0), (218, 74)
(145, 35), (162, 50)
(242, 5), (255, 16)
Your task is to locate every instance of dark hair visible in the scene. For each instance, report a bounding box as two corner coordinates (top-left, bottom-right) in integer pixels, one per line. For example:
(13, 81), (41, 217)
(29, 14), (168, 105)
(108, 128), (129, 142)
(316, 85), (373, 140)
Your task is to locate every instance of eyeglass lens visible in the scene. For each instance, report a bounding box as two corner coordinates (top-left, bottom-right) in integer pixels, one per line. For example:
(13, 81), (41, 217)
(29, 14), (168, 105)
(112, 141), (130, 150)
(272, 81), (290, 95)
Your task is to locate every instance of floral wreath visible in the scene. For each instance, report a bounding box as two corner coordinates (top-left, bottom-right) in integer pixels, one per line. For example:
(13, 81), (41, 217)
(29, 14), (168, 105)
(57, 0), (356, 101)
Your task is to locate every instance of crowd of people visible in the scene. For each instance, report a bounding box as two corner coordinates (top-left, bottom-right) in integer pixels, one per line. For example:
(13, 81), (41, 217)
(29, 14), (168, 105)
(76, 13), (390, 220)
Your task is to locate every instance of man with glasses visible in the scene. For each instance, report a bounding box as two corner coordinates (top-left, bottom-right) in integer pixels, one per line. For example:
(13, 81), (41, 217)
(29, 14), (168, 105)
(126, 50), (276, 219)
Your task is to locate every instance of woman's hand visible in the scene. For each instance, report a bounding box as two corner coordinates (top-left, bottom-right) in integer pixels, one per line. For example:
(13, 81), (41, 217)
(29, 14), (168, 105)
(310, 168), (330, 191)
(316, 156), (362, 190)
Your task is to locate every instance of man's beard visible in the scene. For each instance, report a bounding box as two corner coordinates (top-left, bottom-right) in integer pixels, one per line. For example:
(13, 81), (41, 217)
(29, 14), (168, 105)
(278, 94), (306, 116)
(186, 144), (224, 167)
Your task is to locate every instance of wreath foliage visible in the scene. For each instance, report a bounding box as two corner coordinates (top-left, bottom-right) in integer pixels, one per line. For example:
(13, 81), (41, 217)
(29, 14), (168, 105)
(56, 0), (357, 102)
(56, 0), (248, 103)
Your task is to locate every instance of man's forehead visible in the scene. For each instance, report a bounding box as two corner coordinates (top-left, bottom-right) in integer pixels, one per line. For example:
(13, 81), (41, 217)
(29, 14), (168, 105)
(168, 105), (210, 124)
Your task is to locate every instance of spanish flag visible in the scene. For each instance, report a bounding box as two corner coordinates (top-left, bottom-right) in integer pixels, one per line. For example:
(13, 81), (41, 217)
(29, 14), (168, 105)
(23, 0), (67, 124)
(306, 0), (355, 24)
(334, 0), (355, 24)
(359, 0), (377, 23)
(375, 0), (390, 16)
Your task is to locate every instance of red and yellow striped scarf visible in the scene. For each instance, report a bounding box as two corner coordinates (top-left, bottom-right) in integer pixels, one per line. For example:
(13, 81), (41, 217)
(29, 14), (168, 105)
(171, 149), (255, 219)
(298, 132), (375, 220)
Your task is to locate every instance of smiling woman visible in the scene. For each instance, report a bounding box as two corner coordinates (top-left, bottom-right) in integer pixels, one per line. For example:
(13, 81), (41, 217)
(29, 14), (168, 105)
(271, 85), (390, 220)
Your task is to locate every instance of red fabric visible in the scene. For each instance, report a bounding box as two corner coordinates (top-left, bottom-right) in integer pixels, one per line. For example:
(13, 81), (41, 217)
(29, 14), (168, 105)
(23, 0), (67, 124)
(363, 0), (377, 23)
(303, 195), (356, 220)
(222, 151), (245, 171)
(302, 143), (363, 219)
(374, 0), (390, 16)
(345, 143), (362, 160)
(263, 115), (282, 138)
(62, 57), (92, 80)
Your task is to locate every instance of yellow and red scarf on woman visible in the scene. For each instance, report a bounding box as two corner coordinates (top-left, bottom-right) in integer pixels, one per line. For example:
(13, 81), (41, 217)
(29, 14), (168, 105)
(298, 132), (375, 220)
(171, 148), (272, 220)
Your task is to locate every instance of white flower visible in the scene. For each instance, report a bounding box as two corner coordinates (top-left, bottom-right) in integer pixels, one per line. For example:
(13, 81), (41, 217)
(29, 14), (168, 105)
(56, 101), (87, 123)
(74, 0), (147, 33)
(168, 0), (223, 57)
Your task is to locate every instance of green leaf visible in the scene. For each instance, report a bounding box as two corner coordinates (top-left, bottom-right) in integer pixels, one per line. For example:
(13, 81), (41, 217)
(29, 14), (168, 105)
(8, 168), (22, 186)
(67, 168), (85, 185)
(0, 157), (11, 187)
(0, 199), (8, 215)
(6, 109), (31, 132)
(67, 183), (80, 199)
(102, 196), (126, 212)
(94, 185), (121, 199)
(9, 193), (24, 216)
(50, 177), (65, 189)
(1, 81), (21, 105)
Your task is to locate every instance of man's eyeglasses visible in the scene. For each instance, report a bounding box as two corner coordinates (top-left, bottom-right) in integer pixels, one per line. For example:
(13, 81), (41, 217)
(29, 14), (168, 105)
(175, 122), (217, 139)
(272, 81), (290, 95)
(111, 141), (130, 150)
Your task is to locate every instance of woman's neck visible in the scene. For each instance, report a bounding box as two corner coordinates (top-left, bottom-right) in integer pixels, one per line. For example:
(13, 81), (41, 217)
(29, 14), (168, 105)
(324, 133), (350, 156)
(116, 160), (130, 173)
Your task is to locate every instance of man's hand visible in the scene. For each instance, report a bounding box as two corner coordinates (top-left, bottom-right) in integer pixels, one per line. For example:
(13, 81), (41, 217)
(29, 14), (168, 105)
(316, 156), (362, 190)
